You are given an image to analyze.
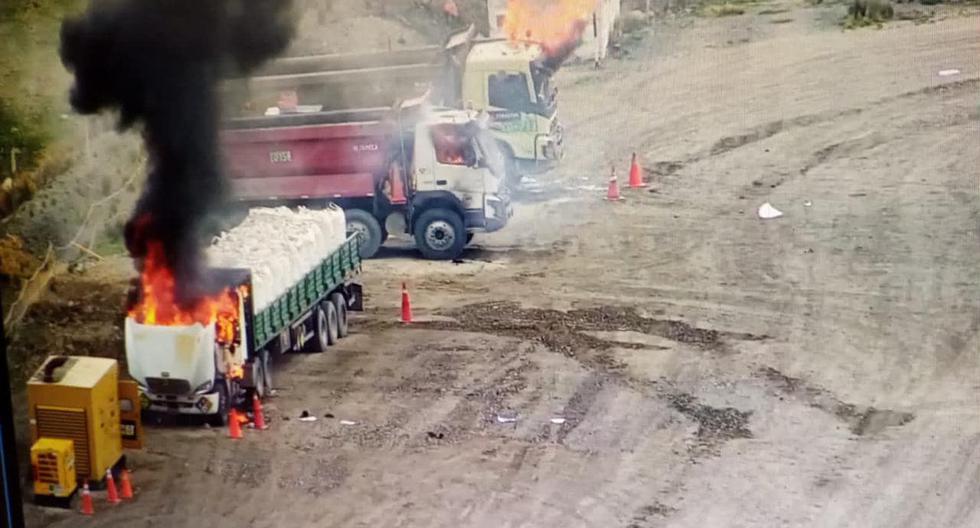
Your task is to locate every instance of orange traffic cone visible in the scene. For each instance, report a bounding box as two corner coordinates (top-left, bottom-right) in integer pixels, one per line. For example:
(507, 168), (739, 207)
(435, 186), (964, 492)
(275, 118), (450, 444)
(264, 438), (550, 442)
(105, 468), (121, 504)
(605, 167), (624, 201)
(252, 394), (268, 431)
(400, 282), (413, 323)
(80, 481), (94, 515)
(228, 408), (243, 439)
(389, 163), (407, 205)
(628, 153), (646, 188)
(119, 469), (134, 500)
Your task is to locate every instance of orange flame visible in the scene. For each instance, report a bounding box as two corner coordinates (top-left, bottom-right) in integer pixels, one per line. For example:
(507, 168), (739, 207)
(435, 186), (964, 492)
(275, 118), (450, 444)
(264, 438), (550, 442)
(431, 124), (473, 166)
(128, 241), (241, 346)
(503, 0), (598, 55)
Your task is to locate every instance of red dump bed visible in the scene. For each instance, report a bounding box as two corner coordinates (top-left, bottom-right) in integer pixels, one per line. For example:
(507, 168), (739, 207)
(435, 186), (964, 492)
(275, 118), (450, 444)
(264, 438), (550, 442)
(221, 109), (395, 202)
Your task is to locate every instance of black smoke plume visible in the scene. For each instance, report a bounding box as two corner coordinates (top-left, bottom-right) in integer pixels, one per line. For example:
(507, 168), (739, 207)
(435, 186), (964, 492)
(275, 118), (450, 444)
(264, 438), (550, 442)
(60, 0), (295, 304)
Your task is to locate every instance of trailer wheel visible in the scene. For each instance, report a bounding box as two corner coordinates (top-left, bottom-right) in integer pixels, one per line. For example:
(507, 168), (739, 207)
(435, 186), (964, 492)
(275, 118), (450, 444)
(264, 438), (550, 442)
(251, 349), (271, 398)
(414, 208), (466, 260)
(345, 209), (383, 259)
(331, 292), (349, 338)
(310, 305), (331, 353)
(322, 300), (340, 346)
(208, 380), (230, 427)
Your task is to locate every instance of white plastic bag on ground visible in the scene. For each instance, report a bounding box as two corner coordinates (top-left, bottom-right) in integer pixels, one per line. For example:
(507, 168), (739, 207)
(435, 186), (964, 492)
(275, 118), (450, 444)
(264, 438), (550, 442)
(758, 202), (784, 219)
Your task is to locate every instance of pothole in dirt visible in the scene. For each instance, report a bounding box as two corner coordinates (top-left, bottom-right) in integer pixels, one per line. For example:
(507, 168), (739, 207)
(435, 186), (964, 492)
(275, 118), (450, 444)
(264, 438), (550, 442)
(849, 408), (915, 436)
(461, 242), (568, 264)
(759, 367), (915, 436)
(666, 392), (752, 442)
(646, 161), (684, 177)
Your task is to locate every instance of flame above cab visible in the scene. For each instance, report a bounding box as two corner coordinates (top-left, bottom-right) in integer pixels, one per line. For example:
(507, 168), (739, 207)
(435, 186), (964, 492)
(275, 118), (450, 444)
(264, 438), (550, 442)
(127, 241), (241, 345)
(503, 0), (598, 56)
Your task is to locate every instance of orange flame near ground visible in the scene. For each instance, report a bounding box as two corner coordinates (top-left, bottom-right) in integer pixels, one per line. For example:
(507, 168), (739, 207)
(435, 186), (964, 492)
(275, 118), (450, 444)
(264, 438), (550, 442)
(128, 241), (241, 345)
(503, 0), (598, 55)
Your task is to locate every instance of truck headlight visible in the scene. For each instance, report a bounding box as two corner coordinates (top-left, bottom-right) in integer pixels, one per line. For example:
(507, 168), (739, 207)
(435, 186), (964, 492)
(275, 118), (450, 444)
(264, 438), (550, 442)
(193, 380), (214, 395)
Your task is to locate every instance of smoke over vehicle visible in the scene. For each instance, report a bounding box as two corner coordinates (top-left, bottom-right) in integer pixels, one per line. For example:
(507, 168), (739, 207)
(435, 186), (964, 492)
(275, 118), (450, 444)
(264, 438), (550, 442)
(59, 0), (295, 307)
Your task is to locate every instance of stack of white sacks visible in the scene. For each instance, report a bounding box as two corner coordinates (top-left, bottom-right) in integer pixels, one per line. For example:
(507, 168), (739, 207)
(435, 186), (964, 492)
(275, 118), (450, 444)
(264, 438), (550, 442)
(207, 205), (347, 312)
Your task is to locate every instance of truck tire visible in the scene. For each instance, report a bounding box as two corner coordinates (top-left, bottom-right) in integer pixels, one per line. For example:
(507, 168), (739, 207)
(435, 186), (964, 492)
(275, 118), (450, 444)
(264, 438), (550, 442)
(330, 292), (349, 338)
(414, 208), (466, 260)
(504, 152), (521, 189)
(208, 380), (230, 427)
(466, 232), (475, 246)
(323, 300), (340, 345)
(345, 209), (383, 259)
(250, 349), (271, 399)
(309, 305), (331, 353)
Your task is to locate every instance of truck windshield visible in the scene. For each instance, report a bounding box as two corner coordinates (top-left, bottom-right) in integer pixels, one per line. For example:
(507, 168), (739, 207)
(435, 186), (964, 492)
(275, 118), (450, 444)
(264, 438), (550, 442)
(488, 72), (533, 112)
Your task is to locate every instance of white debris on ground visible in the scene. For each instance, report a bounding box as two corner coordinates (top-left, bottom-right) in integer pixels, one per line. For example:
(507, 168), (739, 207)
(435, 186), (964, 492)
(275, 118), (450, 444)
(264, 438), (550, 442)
(207, 206), (347, 311)
(758, 202), (784, 219)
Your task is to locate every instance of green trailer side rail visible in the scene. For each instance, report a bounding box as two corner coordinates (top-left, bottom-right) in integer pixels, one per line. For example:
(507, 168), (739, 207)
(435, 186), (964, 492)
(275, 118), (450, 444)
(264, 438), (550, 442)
(251, 235), (361, 350)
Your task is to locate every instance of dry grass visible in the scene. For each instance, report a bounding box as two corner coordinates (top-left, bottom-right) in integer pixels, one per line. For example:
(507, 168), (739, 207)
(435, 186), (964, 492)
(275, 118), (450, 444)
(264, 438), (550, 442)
(702, 2), (748, 16)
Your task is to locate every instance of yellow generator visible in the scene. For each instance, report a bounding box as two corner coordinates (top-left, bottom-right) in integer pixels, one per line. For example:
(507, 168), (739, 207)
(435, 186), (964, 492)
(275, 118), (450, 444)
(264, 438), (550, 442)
(30, 438), (76, 506)
(27, 356), (123, 493)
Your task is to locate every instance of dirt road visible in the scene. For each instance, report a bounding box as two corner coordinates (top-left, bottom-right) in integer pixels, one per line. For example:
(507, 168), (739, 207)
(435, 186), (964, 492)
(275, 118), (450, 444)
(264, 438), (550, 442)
(23, 6), (980, 528)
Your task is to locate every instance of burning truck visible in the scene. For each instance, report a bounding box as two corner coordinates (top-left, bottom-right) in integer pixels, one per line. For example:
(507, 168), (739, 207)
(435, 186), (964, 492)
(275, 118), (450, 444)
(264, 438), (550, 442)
(124, 206), (362, 424)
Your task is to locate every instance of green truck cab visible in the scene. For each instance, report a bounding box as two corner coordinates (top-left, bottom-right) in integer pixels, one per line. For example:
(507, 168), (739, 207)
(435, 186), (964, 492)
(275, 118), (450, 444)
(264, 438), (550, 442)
(457, 38), (564, 179)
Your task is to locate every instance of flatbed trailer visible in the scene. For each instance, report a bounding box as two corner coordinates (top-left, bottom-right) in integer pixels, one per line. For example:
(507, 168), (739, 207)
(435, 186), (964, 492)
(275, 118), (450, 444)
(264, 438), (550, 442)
(126, 235), (363, 424)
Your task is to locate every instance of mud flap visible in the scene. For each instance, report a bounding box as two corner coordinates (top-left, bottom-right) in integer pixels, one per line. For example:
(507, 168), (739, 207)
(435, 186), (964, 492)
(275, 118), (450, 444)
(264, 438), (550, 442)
(345, 283), (364, 312)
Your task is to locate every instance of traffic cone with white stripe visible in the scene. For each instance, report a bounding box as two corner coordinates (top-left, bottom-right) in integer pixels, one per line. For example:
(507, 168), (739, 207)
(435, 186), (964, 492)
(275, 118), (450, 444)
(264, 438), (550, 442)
(105, 468), (121, 504)
(80, 481), (94, 515)
(605, 167), (624, 201)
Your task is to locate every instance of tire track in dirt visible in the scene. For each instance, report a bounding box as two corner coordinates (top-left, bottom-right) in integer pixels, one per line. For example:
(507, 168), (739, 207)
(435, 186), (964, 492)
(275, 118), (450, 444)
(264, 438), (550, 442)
(758, 366), (914, 436)
(640, 77), (980, 185)
(401, 303), (766, 455)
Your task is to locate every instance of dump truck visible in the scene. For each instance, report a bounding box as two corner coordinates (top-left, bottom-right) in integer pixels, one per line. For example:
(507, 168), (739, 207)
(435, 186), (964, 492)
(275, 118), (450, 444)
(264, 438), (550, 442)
(221, 103), (512, 260)
(229, 25), (564, 186)
(124, 207), (362, 425)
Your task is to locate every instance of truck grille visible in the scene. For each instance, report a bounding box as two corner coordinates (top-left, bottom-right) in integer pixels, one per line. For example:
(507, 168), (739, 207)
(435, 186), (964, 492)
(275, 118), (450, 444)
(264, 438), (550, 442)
(146, 377), (191, 396)
(36, 407), (89, 479)
(35, 452), (60, 484)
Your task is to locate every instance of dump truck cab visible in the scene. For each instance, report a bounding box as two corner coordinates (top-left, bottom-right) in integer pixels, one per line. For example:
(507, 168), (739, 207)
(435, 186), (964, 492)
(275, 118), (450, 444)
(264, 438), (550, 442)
(456, 39), (563, 177)
(402, 107), (512, 257)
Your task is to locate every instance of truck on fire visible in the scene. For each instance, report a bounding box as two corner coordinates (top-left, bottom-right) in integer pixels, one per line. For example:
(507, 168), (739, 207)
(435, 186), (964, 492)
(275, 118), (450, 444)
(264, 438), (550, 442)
(221, 101), (512, 260)
(230, 25), (564, 188)
(124, 206), (361, 424)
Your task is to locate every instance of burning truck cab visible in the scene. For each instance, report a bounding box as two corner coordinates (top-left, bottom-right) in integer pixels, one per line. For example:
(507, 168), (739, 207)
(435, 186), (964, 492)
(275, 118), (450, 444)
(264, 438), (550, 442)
(124, 267), (251, 421)
(124, 207), (363, 424)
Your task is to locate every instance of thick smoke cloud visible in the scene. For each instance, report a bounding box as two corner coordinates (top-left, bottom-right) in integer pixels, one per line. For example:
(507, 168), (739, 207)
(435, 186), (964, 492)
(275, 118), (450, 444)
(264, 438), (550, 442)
(60, 0), (295, 303)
